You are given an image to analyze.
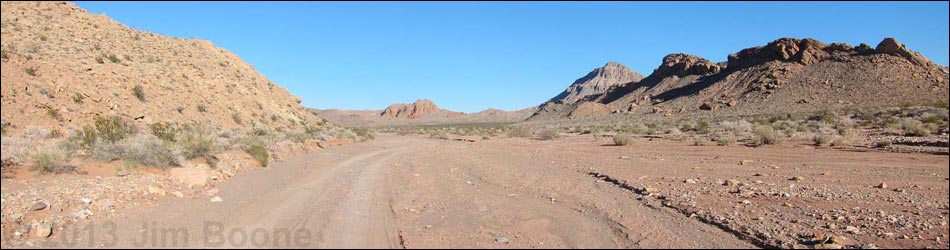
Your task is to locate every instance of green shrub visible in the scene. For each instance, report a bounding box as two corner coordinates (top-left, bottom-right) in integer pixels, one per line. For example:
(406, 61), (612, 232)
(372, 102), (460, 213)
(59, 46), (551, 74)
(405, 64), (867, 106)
(714, 133), (736, 146)
(507, 127), (532, 138)
(902, 120), (931, 137)
(150, 122), (178, 142)
(538, 129), (560, 140)
(754, 125), (780, 145)
(132, 85), (146, 102)
(231, 113), (243, 125)
(691, 136), (709, 146)
(93, 134), (177, 168)
(94, 116), (134, 144)
(72, 93), (84, 104)
(178, 132), (215, 159)
(696, 119), (710, 134)
(613, 133), (632, 146)
(244, 140), (269, 167)
(351, 127), (375, 141)
(106, 54), (120, 63)
(46, 108), (62, 121)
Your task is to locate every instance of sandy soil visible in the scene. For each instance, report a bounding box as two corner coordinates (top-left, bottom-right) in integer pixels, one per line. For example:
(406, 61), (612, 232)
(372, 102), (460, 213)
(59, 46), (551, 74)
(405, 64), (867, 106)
(8, 134), (948, 249)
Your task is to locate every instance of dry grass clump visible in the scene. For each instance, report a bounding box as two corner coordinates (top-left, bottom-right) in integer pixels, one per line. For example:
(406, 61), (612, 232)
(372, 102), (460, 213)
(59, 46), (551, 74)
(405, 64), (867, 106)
(537, 129), (560, 140)
(612, 133), (632, 146)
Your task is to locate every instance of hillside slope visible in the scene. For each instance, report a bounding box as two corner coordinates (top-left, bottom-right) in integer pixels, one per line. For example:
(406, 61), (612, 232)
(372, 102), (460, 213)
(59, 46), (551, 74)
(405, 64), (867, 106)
(0, 1), (326, 136)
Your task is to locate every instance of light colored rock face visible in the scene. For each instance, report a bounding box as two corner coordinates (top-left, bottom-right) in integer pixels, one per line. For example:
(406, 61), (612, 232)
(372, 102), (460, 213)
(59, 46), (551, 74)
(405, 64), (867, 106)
(169, 167), (211, 188)
(379, 99), (463, 119)
(0, 1), (327, 136)
(549, 62), (644, 105)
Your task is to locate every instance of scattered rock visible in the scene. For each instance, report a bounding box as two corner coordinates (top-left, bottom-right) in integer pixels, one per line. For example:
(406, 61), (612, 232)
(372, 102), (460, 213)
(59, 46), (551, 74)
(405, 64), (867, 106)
(684, 179), (698, 184)
(210, 196), (223, 203)
(815, 243), (843, 250)
(14, 224), (30, 237)
(724, 179), (741, 187)
(30, 202), (48, 211)
(171, 191), (185, 198)
(790, 176), (803, 181)
(495, 236), (509, 244)
(33, 223), (52, 238)
(876, 183), (888, 189)
(147, 186), (167, 196)
(845, 226), (860, 234)
(170, 167), (212, 188)
(80, 198), (93, 204)
(741, 200), (752, 205)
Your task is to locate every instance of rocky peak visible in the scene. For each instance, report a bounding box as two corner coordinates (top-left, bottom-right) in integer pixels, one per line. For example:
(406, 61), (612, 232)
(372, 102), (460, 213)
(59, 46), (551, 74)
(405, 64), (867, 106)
(875, 38), (932, 66)
(547, 62), (644, 105)
(653, 53), (721, 78)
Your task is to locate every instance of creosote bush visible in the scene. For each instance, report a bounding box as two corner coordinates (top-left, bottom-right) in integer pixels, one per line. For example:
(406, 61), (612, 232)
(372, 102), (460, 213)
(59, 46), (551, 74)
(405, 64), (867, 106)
(538, 129), (560, 140)
(244, 139), (269, 168)
(754, 125), (780, 145)
(613, 133), (632, 146)
(132, 85), (146, 102)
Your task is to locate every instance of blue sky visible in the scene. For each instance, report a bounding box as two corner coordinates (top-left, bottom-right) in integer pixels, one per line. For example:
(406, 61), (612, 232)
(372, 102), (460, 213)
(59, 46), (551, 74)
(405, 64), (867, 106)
(74, 1), (950, 113)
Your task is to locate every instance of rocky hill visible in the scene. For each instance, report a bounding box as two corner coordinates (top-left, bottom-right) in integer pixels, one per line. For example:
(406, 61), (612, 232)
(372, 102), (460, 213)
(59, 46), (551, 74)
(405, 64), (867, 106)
(380, 99), (463, 119)
(0, 1), (327, 136)
(530, 62), (643, 120)
(530, 37), (949, 120)
(313, 99), (535, 127)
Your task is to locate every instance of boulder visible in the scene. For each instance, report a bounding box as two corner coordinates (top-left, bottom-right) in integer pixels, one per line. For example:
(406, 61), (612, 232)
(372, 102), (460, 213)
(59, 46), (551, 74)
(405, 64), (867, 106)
(169, 167), (212, 188)
(875, 38), (931, 66)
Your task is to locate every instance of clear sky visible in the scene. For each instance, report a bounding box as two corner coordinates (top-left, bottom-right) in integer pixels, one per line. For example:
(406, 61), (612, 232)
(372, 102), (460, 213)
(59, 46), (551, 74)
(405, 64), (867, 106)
(74, 1), (950, 113)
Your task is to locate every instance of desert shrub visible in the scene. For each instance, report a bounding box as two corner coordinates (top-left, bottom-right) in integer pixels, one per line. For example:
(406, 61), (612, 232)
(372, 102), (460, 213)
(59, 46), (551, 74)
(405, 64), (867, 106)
(115, 160), (142, 176)
(72, 93), (84, 104)
(754, 125), (780, 145)
(875, 139), (893, 148)
(714, 132), (736, 146)
(24, 67), (36, 76)
(696, 119), (710, 134)
(150, 122), (178, 142)
(836, 126), (855, 138)
(507, 127), (532, 138)
(350, 127), (375, 141)
(831, 136), (847, 147)
(691, 136), (709, 146)
(132, 85), (146, 102)
(95, 56), (104, 64)
(1, 136), (35, 167)
(538, 129), (560, 140)
(613, 133), (632, 146)
(106, 54), (120, 63)
(93, 134), (177, 168)
(32, 141), (76, 174)
(178, 131), (216, 159)
(813, 109), (838, 123)
(813, 133), (834, 147)
(902, 120), (930, 137)
(197, 104), (208, 113)
(244, 140), (269, 167)
(176, 106), (185, 114)
(93, 116), (135, 145)
(46, 108), (62, 121)
(231, 113), (243, 125)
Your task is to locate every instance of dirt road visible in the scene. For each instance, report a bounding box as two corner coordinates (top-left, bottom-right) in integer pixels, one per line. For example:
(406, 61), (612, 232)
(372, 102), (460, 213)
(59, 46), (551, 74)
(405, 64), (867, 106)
(31, 134), (948, 249)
